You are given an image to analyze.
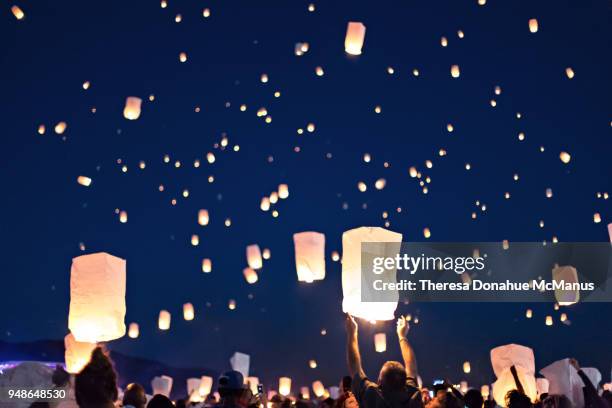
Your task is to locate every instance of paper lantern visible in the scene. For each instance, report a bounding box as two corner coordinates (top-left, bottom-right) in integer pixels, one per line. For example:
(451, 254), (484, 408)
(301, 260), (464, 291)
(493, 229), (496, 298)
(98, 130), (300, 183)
(77, 176), (92, 187)
(183, 303), (194, 320)
(246, 245), (263, 269)
(191, 234), (200, 246)
(312, 381), (325, 398)
(243, 267), (259, 284)
(374, 333), (386, 352)
(202, 258), (212, 273)
(230, 352), (250, 378)
(607, 223), (612, 242)
(270, 192), (279, 204)
(536, 378), (549, 395)
(128, 323), (139, 338)
(546, 188), (553, 198)
(55, 121), (67, 134)
(331, 251), (340, 262)
(451, 65), (461, 78)
(481, 385), (490, 398)
(68, 253), (126, 342)
(37, 124), (46, 135)
(342, 227), (402, 321)
(460, 381), (469, 394)
(279, 377), (292, 396)
(545, 315), (553, 326)
(123, 97), (142, 120)
(565, 67), (575, 79)
(11, 5), (25, 20)
(463, 361), (471, 374)
(119, 211), (128, 223)
(529, 19), (539, 33)
(179, 52), (187, 62)
(526, 309), (533, 318)
(187, 378), (201, 396)
(329, 387), (340, 399)
(581, 368), (601, 390)
(309, 359), (317, 369)
(152, 375), (173, 397)
(293, 231), (326, 282)
(560, 313), (567, 322)
(247, 377), (259, 395)
(199, 376), (213, 396)
(300, 386), (310, 399)
(593, 213), (601, 223)
(490, 344), (537, 406)
(540, 359), (584, 408)
(552, 266), (579, 305)
(262, 248), (271, 260)
(278, 184), (289, 199)
(158, 310), (171, 330)
(198, 209), (209, 226)
(559, 152), (571, 164)
(344, 22), (366, 55)
(260, 197), (270, 211)
(228, 299), (236, 310)
(64, 333), (96, 374)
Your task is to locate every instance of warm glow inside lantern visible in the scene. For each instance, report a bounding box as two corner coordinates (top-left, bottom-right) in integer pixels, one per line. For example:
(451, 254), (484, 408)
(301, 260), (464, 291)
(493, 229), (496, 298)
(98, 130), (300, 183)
(451, 65), (461, 78)
(247, 377), (259, 395)
(68, 252), (126, 343)
(159, 310), (171, 330)
(243, 267), (259, 284)
(374, 333), (386, 352)
(278, 184), (289, 199)
(187, 378), (201, 396)
(123, 97), (142, 120)
(183, 303), (194, 320)
(293, 231), (326, 283)
(300, 387), (310, 399)
(490, 344), (538, 406)
(198, 209), (209, 226)
(312, 381), (325, 398)
(202, 258), (212, 273)
(552, 266), (579, 305)
(77, 176), (92, 187)
(279, 377), (292, 396)
(463, 361), (471, 373)
(128, 322), (139, 338)
(199, 376), (213, 396)
(344, 22), (366, 55)
(246, 245), (263, 269)
(152, 375), (173, 397)
(529, 18), (539, 33)
(64, 333), (96, 374)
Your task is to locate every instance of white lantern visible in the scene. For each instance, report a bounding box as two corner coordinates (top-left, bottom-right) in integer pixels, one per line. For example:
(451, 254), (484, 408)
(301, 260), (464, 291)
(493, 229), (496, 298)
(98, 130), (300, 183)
(374, 333), (386, 352)
(187, 378), (201, 396)
(581, 368), (601, 390)
(278, 184), (289, 199)
(151, 375), (173, 397)
(460, 381), (469, 394)
(183, 303), (194, 320)
(312, 381), (325, 398)
(202, 258), (212, 273)
(300, 386), (310, 399)
(341, 227), (402, 321)
(77, 176), (92, 187)
(540, 359), (584, 408)
(246, 245), (263, 269)
(552, 266), (579, 305)
(329, 387), (340, 399)
(463, 361), (471, 374)
(123, 97), (142, 120)
(536, 378), (549, 395)
(128, 322), (139, 338)
(293, 231), (326, 282)
(451, 65), (461, 78)
(279, 377), (292, 396)
(158, 310), (171, 330)
(243, 267), (259, 284)
(529, 19), (539, 33)
(198, 209), (209, 226)
(481, 385), (490, 398)
(246, 377), (259, 395)
(490, 344), (537, 406)
(199, 376), (213, 396)
(344, 22), (366, 55)
(64, 333), (96, 374)
(230, 352), (250, 378)
(68, 252), (126, 342)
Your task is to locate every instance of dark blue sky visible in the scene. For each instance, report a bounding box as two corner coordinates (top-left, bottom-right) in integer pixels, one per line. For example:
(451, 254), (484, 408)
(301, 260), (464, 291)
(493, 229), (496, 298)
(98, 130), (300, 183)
(1, 0), (611, 391)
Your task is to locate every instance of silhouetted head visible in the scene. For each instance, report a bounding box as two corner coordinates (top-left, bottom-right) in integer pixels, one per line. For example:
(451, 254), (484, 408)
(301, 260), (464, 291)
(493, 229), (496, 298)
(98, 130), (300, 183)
(378, 361), (407, 392)
(123, 383), (147, 408)
(426, 391), (463, 408)
(146, 394), (174, 408)
(464, 389), (484, 408)
(542, 395), (574, 408)
(74, 347), (118, 408)
(506, 390), (532, 408)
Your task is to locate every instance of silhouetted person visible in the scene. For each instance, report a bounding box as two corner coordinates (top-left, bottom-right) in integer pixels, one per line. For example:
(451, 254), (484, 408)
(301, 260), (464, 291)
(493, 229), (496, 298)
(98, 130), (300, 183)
(216, 370), (249, 408)
(426, 391), (463, 408)
(569, 359), (608, 408)
(542, 395), (574, 408)
(74, 347), (118, 408)
(147, 395), (174, 408)
(506, 390), (533, 408)
(123, 383), (147, 408)
(464, 389), (484, 408)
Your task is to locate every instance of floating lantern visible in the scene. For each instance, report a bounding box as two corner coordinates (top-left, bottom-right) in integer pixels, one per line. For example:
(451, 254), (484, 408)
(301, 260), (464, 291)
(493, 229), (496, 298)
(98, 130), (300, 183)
(260, 197), (270, 211)
(481, 385), (489, 398)
(270, 192), (279, 204)
(183, 303), (194, 321)
(344, 22), (366, 55)
(423, 228), (431, 239)
(202, 8), (210, 18)
(309, 359), (317, 369)
(278, 184), (289, 199)
(559, 152), (571, 164)
(158, 310), (171, 330)
(262, 248), (271, 260)
(55, 121), (67, 134)
(279, 377), (292, 396)
(179, 52), (187, 62)
(545, 315), (553, 326)
(526, 309), (533, 318)
(300, 387), (310, 399)
(123, 97), (142, 120)
(199, 376), (213, 396)
(294, 231), (326, 283)
(460, 381), (469, 394)
(11, 5), (25, 19)
(540, 359), (583, 408)
(119, 211), (128, 223)
(593, 213), (601, 223)
(491, 344), (537, 406)
(441, 36), (448, 47)
(374, 178), (386, 190)
(77, 176), (92, 187)
(152, 375), (173, 398)
(191, 234), (200, 246)
(68, 253), (126, 342)
(64, 333), (96, 374)
(260, 73), (269, 83)
(243, 267), (259, 284)
(552, 266), (579, 305)
(463, 361), (471, 373)
(409, 167), (418, 177)
(374, 333), (386, 352)
(38, 124), (46, 135)
(342, 227), (402, 321)
(247, 377), (259, 395)
(451, 65), (460, 78)
(565, 67), (575, 79)
(230, 352), (250, 378)
(202, 258), (212, 273)
(187, 378), (201, 396)
(246, 244), (263, 269)
(529, 19), (539, 33)
(315, 66), (324, 76)
(228, 299), (236, 310)
(128, 323), (139, 338)
(198, 209), (209, 226)
(312, 381), (325, 398)
(331, 251), (340, 262)
(546, 188), (553, 198)
(357, 181), (367, 192)
(560, 313), (567, 322)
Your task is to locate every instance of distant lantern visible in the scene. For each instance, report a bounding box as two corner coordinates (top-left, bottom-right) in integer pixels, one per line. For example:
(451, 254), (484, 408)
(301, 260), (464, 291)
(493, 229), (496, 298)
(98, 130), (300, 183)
(243, 267), (259, 284)
(198, 209), (209, 226)
(246, 377), (259, 395)
(463, 361), (471, 373)
(179, 52), (187, 62)
(207, 152), (216, 163)
(260, 73), (269, 83)
(315, 66), (324, 76)
(565, 67), (575, 79)
(451, 65), (460, 78)
(593, 213), (601, 223)
(38, 124), (46, 135)
(344, 22), (366, 55)
(546, 188), (553, 198)
(529, 19), (539, 33)
(309, 359), (317, 369)
(279, 377), (292, 396)
(119, 210), (128, 223)
(64, 333), (96, 374)
(55, 121), (67, 134)
(293, 231), (326, 283)
(409, 167), (418, 178)
(270, 191), (279, 204)
(183, 303), (194, 321)
(301, 387), (310, 399)
(158, 310), (171, 330)
(228, 299), (236, 310)
(202, 258), (212, 273)
(128, 323), (139, 338)
(246, 244), (263, 269)
(123, 97), (142, 120)
(68, 253), (126, 342)
(262, 248), (271, 260)
(559, 152), (571, 164)
(152, 376), (173, 398)
(545, 315), (553, 326)
(560, 313), (567, 322)
(331, 251), (340, 262)
(191, 234), (200, 246)
(260, 197), (270, 211)
(199, 376), (213, 396)
(187, 378), (201, 397)
(278, 184), (289, 199)
(481, 385), (490, 398)
(441, 37), (448, 47)
(423, 228), (431, 239)
(11, 5), (25, 20)
(374, 333), (386, 352)
(552, 266), (579, 305)
(77, 176), (92, 187)
(375, 178), (386, 190)
(202, 8), (211, 18)
(312, 381), (325, 398)
(526, 309), (533, 318)
(342, 227), (402, 321)
(357, 181), (367, 192)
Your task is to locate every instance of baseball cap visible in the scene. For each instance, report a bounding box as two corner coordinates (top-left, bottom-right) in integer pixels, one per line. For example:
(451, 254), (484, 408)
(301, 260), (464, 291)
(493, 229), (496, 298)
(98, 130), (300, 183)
(218, 370), (246, 390)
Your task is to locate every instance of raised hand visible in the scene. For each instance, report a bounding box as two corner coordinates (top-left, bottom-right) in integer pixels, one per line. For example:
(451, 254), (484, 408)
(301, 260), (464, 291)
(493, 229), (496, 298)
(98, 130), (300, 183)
(345, 314), (358, 337)
(396, 315), (410, 339)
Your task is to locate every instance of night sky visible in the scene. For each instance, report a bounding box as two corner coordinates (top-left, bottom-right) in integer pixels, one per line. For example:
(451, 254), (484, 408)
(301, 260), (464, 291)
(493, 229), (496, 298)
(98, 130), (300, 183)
(1, 0), (611, 392)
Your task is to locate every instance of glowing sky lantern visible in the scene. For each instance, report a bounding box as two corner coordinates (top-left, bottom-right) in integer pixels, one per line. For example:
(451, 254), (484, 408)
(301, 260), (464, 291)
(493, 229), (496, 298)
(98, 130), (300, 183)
(526, 309), (533, 318)
(529, 18), (539, 33)
(545, 315), (553, 326)
(179, 52), (187, 62)
(64, 333), (96, 374)
(187, 378), (201, 396)
(293, 231), (326, 283)
(123, 97), (142, 120)
(119, 210), (128, 223)
(246, 377), (259, 395)
(68, 253), (126, 342)
(262, 248), (271, 260)
(481, 385), (489, 398)
(565, 67), (575, 79)
(128, 323), (139, 338)
(55, 121), (67, 134)
(152, 375), (173, 397)
(270, 191), (279, 204)
(199, 376), (213, 396)
(312, 381), (325, 398)
(243, 267), (259, 284)
(552, 266), (579, 305)
(279, 377), (292, 396)
(246, 244), (263, 269)
(260, 197), (270, 211)
(77, 176), (92, 187)
(342, 227), (402, 321)
(463, 361), (471, 373)
(490, 344), (538, 406)
(158, 310), (171, 330)
(374, 333), (386, 352)
(278, 184), (289, 199)
(198, 209), (209, 226)
(230, 352), (250, 378)
(191, 234), (200, 246)
(451, 64), (461, 78)
(300, 386), (310, 399)
(559, 152), (571, 164)
(11, 5), (25, 20)
(344, 22), (366, 55)
(183, 303), (194, 320)
(228, 299), (236, 310)
(202, 258), (212, 273)
(540, 359), (584, 408)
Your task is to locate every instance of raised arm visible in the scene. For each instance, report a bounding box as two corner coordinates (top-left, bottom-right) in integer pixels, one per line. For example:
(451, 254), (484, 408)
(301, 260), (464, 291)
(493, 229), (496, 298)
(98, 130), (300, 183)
(396, 315), (418, 380)
(345, 314), (366, 378)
